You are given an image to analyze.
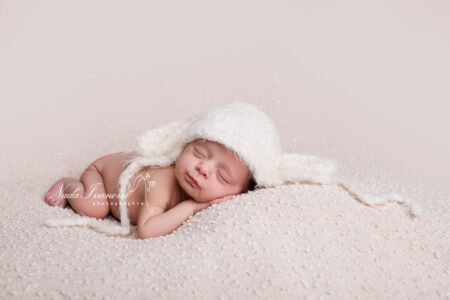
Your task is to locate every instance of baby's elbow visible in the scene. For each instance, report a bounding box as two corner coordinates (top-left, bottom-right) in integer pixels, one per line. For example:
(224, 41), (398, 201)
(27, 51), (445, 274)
(137, 226), (155, 240)
(137, 223), (164, 240)
(137, 229), (147, 240)
(137, 222), (150, 239)
(137, 232), (151, 240)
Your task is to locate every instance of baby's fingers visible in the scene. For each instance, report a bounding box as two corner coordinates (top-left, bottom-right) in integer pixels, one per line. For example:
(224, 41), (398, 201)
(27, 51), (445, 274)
(212, 194), (236, 205)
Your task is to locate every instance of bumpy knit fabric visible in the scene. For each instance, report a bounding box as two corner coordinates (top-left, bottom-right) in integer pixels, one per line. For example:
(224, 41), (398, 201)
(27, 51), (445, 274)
(45, 102), (422, 236)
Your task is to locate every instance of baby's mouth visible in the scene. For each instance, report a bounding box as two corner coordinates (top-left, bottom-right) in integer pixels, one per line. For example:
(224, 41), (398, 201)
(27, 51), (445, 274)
(186, 173), (199, 188)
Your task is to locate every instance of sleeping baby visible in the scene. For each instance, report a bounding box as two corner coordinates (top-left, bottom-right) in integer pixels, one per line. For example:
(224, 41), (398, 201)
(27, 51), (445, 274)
(44, 101), (420, 239)
(45, 138), (255, 239)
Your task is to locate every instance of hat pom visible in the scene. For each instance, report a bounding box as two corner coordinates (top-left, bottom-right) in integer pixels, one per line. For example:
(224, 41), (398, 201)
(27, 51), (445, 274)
(279, 153), (338, 184)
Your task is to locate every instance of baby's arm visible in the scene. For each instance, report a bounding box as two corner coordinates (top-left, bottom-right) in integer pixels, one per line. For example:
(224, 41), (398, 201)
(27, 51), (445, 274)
(138, 197), (232, 239)
(138, 201), (193, 239)
(137, 170), (195, 239)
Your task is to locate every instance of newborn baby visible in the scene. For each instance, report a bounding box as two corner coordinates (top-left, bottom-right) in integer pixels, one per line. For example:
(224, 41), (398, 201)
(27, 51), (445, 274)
(45, 102), (413, 239)
(45, 138), (254, 239)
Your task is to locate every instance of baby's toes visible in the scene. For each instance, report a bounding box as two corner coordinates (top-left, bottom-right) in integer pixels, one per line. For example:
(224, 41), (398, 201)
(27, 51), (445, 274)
(45, 192), (58, 206)
(44, 192), (54, 204)
(45, 190), (63, 207)
(45, 178), (67, 207)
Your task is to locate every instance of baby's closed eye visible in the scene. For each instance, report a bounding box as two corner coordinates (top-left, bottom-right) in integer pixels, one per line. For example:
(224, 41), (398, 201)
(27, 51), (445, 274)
(217, 170), (229, 184)
(194, 147), (205, 157)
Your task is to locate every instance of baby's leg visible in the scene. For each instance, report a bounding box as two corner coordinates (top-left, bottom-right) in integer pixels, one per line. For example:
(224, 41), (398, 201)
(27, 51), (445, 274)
(45, 163), (110, 219)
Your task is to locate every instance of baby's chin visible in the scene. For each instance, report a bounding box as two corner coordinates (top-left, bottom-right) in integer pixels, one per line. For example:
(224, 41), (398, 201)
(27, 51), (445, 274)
(176, 178), (198, 201)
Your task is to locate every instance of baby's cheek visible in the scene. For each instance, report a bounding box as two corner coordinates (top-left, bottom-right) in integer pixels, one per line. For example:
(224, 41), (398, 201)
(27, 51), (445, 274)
(215, 190), (230, 200)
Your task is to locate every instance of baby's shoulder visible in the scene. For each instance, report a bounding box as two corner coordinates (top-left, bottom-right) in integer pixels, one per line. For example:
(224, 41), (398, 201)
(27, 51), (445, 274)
(140, 166), (178, 209)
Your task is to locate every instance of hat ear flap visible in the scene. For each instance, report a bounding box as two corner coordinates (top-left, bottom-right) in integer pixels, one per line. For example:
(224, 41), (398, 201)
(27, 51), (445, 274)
(136, 117), (194, 164)
(279, 153), (338, 184)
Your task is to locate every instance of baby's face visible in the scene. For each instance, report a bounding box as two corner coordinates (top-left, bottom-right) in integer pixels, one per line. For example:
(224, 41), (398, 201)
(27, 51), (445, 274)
(174, 139), (250, 203)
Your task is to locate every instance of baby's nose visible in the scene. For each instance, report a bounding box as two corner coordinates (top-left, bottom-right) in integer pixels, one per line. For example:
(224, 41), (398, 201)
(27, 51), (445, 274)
(197, 162), (212, 178)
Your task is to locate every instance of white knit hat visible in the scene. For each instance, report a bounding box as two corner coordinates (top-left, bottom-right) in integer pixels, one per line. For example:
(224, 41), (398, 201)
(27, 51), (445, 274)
(45, 101), (422, 236)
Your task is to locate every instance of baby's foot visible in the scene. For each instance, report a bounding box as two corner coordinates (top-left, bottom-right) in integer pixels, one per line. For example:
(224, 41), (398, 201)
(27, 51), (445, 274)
(45, 178), (68, 208)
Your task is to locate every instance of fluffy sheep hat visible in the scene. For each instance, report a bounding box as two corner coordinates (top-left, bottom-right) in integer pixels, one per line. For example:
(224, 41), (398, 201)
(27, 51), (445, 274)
(45, 101), (422, 236)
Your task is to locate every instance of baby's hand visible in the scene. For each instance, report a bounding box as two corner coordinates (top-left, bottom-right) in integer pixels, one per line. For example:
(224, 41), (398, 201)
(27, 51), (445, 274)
(210, 194), (236, 205)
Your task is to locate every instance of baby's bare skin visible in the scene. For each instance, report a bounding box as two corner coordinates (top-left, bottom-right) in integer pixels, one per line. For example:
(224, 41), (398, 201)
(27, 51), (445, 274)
(97, 152), (186, 224)
(45, 152), (183, 225)
(45, 140), (252, 238)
